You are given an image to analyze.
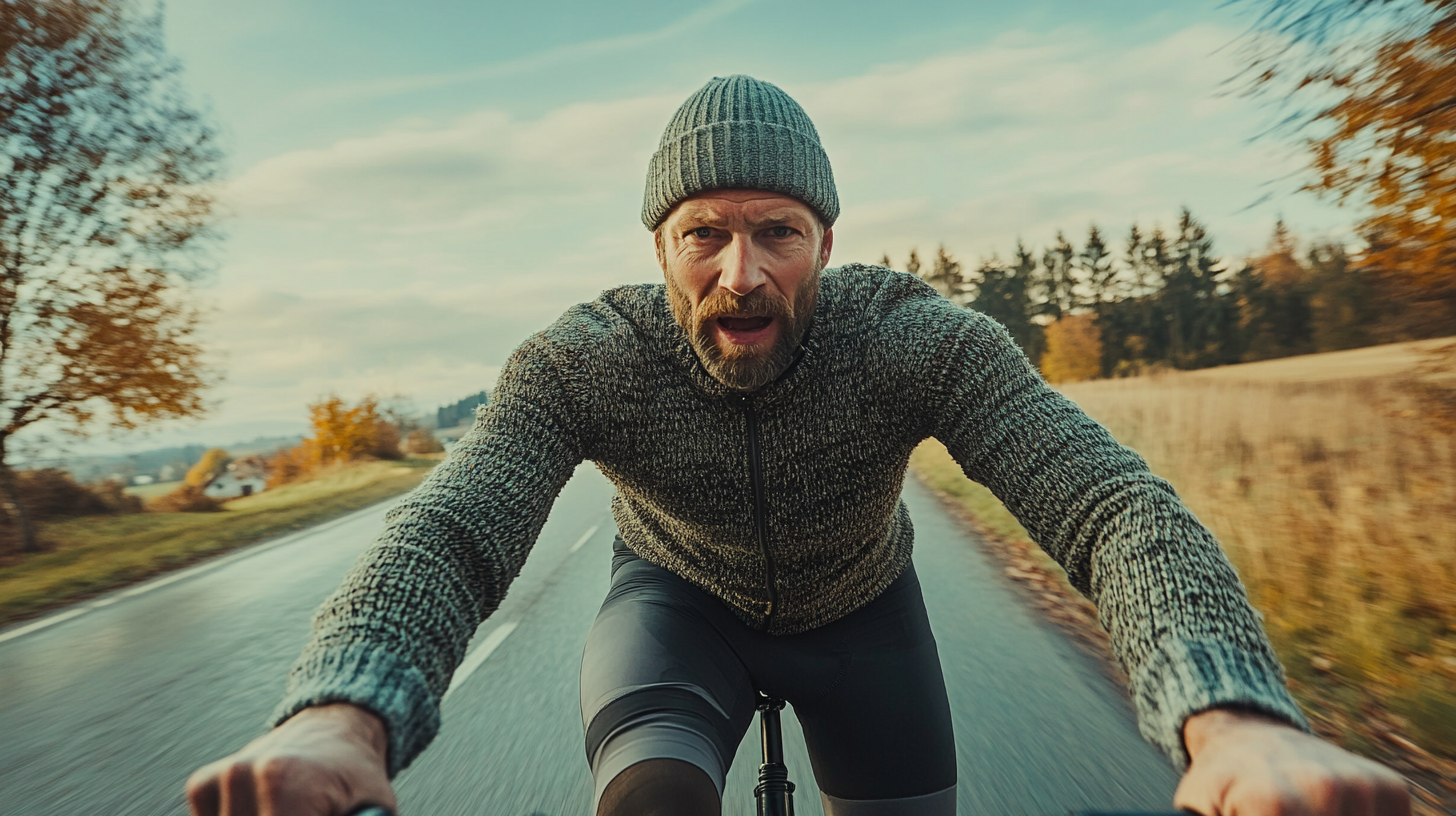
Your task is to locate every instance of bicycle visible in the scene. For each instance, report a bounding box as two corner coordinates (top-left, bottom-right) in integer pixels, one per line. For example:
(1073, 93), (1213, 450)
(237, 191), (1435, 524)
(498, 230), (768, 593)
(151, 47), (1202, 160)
(347, 693), (1193, 816)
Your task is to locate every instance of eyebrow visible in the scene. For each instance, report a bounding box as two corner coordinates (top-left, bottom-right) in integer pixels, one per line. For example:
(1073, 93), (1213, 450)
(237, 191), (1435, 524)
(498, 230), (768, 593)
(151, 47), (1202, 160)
(675, 208), (812, 229)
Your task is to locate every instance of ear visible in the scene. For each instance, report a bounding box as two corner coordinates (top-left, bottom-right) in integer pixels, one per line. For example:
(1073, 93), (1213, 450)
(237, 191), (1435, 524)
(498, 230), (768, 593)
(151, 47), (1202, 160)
(819, 227), (835, 269)
(654, 226), (667, 273)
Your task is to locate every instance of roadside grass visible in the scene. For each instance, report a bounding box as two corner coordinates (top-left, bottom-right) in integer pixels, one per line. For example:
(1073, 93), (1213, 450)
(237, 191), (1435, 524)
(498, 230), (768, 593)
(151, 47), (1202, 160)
(1056, 371), (1455, 760)
(909, 339), (1456, 804)
(0, 457), (438, 627)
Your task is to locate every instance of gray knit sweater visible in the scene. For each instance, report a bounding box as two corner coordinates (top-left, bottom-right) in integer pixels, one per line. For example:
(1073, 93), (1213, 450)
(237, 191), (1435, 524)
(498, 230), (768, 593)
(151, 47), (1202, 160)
(273, 264), (1309, 776)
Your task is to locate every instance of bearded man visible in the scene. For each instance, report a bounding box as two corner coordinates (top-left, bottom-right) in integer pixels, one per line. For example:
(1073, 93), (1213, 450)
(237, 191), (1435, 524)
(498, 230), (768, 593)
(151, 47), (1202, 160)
(187, 75), (1409, 816)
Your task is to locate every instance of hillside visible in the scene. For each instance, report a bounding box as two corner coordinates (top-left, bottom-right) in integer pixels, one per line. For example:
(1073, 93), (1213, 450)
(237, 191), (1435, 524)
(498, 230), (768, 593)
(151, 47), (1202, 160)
(1179, 336), (1455, 384)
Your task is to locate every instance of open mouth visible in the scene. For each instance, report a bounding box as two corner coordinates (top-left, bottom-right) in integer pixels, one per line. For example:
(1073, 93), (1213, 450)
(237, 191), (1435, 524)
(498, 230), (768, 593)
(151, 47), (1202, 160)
(715, 314), (775, 344)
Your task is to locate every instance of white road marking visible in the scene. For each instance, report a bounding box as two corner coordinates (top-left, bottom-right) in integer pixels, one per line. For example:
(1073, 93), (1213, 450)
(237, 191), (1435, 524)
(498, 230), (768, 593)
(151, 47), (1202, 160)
(442, 520), (603, 699)
(569, 523), (601, 553)
(444, 620), (520, 700)
(0, 608), (89, 644)
(0, 499), (394, 645)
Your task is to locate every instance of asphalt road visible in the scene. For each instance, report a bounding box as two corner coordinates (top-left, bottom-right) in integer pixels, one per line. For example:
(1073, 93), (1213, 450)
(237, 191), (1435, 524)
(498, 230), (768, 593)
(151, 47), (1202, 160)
(0, 463), (1179, 816)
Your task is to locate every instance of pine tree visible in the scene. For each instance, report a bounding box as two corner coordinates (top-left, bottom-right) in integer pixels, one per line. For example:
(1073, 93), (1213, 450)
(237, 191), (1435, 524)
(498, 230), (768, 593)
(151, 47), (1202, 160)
(923, 245), (965, 302)
(1014, 241), (1048, 363)
(970, 255), (1035, 354)
(1080, 225), (1118, 307)
(1037, 233), (1079, 321)
(1163, 208), (1236, 368)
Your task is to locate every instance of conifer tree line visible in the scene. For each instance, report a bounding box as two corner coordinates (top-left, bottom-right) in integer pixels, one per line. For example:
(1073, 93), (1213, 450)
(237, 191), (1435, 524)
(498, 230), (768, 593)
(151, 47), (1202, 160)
(881, 207), (1454, 381)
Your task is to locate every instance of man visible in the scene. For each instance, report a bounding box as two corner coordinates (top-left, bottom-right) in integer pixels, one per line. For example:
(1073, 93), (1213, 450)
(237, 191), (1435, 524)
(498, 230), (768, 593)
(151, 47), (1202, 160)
(188, 75), (1409, 816)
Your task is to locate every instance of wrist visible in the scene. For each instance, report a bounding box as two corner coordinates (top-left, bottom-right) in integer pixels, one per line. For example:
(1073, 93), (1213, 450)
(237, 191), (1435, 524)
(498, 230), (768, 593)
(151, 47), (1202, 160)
(1183, 706), (1292, 762)
(287, 703), (389, 761)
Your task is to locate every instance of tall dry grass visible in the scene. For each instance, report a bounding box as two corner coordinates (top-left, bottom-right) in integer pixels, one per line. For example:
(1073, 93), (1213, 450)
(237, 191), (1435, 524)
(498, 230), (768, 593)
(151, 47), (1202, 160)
(1060, 371), (1456, 758)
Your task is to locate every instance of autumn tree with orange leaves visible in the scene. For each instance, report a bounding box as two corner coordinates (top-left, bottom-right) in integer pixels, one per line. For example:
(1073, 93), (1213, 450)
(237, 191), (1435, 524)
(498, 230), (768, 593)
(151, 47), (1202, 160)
(1236, 0), (1456, 330)
(267, 396), (403, 488)
(0, 1), (221, 554)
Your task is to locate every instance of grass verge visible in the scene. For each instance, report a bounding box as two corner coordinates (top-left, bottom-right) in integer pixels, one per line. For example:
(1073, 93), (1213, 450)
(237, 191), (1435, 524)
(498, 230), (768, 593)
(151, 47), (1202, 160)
(0, 457), (438, 627)
(908, 356), (1456, 813)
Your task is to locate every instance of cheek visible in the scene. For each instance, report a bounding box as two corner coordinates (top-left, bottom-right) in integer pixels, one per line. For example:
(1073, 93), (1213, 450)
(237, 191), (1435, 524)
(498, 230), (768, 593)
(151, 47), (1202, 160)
(669, 251), (722, 299)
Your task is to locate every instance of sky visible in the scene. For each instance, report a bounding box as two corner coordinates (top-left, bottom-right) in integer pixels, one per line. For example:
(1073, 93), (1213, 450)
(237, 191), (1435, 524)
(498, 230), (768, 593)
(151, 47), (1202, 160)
(85, 0), (1357, 454)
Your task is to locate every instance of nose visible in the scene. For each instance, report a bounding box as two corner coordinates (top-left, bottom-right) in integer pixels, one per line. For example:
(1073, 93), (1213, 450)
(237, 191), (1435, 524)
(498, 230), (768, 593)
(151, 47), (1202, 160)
(718, 233), (768, 297)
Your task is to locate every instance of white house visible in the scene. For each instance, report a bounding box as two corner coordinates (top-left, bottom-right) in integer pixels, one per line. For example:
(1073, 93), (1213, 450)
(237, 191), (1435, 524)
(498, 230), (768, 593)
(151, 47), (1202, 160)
(203, 462), (268, 499)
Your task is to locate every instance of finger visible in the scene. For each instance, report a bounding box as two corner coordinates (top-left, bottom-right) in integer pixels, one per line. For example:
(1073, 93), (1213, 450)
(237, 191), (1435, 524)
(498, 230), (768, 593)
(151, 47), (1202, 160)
(1172, 769), (1218, 816)
(1370, 778), (1411, 816)
(220, 761), (260, 816)
(185, 764), (222, 816)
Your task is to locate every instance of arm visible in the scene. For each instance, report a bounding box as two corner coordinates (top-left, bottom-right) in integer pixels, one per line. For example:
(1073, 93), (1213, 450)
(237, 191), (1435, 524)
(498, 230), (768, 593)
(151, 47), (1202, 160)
(272, 333), (587, 773)
(920, 305), (1308, 765)
(186, 334), (585, 816)
(911, 300), (1408, 813)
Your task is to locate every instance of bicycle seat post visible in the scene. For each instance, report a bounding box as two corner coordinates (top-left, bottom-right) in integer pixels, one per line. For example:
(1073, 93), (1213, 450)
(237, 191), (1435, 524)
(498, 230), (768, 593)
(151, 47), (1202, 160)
(755, 695), (795, 816)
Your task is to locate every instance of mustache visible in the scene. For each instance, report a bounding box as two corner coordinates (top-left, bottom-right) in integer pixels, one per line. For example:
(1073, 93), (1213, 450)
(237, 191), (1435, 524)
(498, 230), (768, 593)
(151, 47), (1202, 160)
(693, 287), (796, 326)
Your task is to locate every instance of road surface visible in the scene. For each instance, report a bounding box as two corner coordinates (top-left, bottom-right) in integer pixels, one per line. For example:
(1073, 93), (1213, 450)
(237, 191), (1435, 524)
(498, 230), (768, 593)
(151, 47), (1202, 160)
(0, 464), (1179, 815)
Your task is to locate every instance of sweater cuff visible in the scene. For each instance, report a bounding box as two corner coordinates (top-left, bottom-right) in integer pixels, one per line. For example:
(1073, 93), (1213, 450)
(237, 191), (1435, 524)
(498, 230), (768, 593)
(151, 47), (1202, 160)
(269, 644), (439, 778)
(1131, 637), (1312, 770)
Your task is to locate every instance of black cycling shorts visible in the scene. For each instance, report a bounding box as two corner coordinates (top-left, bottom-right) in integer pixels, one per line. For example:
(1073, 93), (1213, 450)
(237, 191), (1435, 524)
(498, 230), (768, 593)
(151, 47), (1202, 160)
(579, 537), (957, 815)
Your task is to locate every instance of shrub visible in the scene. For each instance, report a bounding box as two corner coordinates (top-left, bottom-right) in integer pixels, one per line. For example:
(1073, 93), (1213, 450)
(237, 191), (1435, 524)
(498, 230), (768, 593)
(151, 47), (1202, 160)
(405, 428), (444, 454)
(0, 469), (142, 554)
(147, 484), (223, 513)
(184, 448), (230, 487)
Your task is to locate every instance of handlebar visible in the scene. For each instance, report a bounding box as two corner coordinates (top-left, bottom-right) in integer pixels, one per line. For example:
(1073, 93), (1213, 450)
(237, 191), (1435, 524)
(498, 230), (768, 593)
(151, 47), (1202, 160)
(349, 807), (1195, 815)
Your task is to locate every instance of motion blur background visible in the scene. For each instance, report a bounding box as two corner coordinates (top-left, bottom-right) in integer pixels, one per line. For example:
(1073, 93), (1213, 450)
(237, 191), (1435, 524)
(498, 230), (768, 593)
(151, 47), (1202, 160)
(0, 1), (1453, 814)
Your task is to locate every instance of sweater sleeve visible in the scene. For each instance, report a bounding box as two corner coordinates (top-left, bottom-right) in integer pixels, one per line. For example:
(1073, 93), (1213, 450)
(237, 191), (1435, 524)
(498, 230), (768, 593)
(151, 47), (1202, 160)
(269, 333), (585, 776)
(917, 300), (1310, 768)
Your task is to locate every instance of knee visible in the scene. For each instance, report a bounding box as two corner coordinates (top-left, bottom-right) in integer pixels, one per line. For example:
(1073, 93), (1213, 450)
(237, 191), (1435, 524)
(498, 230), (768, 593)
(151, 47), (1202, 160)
(598, 758), (720, 816)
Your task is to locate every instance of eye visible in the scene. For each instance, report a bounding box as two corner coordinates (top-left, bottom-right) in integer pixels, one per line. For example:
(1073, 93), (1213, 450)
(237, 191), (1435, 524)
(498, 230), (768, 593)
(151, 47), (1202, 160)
(690, 227), (714, 239)
(768, 225), (795, 238)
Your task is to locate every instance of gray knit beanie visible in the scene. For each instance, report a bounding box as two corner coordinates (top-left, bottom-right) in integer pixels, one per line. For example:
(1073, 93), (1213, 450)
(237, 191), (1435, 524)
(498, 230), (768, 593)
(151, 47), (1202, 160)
(642, 74), (838, 230)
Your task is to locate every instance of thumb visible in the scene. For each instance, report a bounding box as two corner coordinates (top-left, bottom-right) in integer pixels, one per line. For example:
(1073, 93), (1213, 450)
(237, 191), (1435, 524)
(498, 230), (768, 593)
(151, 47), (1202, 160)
(1173, 766), (1221, 816)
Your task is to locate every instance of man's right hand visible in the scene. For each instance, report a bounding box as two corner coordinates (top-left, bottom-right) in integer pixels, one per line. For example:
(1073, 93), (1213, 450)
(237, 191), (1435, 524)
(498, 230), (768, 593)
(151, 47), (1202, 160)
(186, 703), (396, 816)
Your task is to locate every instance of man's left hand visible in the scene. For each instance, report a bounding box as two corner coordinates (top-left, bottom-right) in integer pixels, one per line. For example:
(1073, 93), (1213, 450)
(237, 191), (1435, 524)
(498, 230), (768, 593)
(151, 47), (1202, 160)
(1175, 707), (1411, 815)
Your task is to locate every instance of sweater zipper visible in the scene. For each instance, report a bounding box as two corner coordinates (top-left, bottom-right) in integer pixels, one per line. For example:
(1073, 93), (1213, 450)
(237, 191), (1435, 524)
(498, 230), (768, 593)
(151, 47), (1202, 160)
(740, 397), (778, 631)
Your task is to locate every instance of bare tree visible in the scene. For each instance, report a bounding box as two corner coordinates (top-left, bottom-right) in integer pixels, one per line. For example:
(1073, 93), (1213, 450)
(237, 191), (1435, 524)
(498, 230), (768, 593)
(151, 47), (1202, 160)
(0, 0), (221, 553)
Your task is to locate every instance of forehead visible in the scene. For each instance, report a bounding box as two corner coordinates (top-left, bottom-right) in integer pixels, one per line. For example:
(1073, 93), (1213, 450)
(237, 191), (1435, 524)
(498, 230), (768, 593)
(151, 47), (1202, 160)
(667, 190), (818, 228)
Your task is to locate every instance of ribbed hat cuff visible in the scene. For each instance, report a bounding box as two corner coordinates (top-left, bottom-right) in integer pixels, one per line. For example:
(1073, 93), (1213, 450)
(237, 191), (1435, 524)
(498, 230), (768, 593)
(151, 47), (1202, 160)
(642, 119), (839, 230)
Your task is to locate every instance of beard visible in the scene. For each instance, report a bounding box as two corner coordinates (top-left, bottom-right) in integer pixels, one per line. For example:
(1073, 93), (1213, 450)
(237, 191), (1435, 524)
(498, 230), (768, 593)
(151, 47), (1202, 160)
(667, 267), (820, 392)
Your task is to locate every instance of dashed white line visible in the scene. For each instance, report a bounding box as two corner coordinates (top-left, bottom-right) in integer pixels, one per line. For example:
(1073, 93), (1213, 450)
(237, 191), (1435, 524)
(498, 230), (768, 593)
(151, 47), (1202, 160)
(443, 519), (603, 699)
(444, 620), (520, 700)
(569, 523), (601, 553)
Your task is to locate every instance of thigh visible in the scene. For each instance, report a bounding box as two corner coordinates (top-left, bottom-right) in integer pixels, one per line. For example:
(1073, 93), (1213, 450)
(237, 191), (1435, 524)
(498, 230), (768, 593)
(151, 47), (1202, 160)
(579, 540), (758, 802)
(789, 565), (957, 803)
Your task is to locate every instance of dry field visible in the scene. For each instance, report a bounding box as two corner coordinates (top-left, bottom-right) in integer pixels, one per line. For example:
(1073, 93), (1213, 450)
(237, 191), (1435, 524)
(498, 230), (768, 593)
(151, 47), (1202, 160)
(1057, 338), (1456, 772)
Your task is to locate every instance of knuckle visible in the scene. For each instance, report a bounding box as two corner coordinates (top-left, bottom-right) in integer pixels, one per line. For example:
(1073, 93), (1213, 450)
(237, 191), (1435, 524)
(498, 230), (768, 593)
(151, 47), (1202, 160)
(255, 754), (298, 788)
(222, 759), (255, 785)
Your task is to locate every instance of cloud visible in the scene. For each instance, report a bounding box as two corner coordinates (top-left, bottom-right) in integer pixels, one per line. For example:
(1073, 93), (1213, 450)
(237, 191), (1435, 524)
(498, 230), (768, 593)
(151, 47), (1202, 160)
(795, 23), (1342, 264)
(161, 19), (1357, 452)
(198, 287), (520, 428)
(293, 0), (758, 105)
(228, 95), (675, 228)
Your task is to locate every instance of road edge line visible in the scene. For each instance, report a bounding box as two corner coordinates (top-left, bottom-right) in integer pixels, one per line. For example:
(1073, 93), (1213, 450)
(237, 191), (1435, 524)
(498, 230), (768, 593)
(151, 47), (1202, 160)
(0, 497), (399, 645)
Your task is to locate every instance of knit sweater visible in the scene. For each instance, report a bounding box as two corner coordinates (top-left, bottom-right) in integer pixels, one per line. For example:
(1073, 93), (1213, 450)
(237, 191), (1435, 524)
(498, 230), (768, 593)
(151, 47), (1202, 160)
(272, 264), (1309, 776)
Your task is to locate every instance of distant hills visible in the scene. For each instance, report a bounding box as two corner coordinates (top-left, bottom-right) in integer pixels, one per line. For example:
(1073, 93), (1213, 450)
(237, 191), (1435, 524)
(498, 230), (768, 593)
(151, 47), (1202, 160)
(42, 389), (494, 485)
(57, 435), (304, 485)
